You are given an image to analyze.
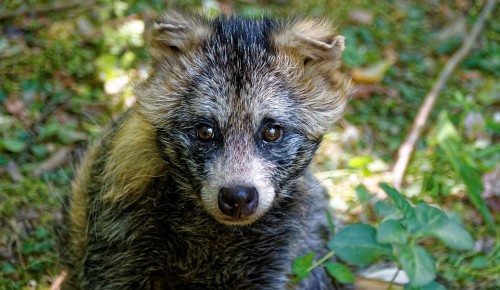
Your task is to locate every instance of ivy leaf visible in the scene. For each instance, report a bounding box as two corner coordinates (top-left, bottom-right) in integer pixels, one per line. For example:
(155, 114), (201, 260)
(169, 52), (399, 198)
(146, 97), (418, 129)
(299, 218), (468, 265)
(328, 224), (391, 266)
(415, 203), (474, 250)
(399, 245), (436, 287)
(292, 252), (315, 279)
(376, 219), (408, 245)
(324, 262), (355, 284)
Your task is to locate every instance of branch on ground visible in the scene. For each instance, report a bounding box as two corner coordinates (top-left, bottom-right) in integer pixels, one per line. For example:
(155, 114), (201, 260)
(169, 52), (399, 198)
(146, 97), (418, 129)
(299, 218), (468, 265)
(392, 0), (498, 189)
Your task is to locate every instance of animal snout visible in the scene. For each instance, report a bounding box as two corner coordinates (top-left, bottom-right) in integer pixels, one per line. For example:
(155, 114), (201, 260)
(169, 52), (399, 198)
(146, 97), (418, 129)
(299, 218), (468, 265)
(218, 186), (259, 218)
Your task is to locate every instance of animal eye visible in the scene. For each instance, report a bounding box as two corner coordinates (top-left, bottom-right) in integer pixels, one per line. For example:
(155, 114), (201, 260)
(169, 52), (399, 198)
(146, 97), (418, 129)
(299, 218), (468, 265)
(197, 124), (215, 141)
(262, 125), (282, 143)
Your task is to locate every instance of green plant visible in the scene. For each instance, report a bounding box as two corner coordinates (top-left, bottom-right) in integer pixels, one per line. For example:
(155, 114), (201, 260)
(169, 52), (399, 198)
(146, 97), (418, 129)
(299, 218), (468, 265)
(435, 112), (496, 230)
(292, 183), (474, 289)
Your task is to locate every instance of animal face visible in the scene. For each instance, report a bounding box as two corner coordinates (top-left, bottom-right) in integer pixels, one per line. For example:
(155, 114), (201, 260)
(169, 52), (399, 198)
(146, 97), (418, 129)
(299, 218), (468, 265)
(134, 12), (350, 225)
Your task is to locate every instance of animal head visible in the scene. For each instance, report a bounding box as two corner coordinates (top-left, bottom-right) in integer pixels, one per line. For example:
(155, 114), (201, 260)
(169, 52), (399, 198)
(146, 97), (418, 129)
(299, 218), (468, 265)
(134, 11), (350, 225)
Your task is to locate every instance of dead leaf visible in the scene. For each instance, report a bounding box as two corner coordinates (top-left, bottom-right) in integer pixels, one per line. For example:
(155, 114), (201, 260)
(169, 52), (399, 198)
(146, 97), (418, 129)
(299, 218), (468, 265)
(77, 17), (96, 38)
(476, 78), (500, 105)
(352, 60), (394, 83)
(455, 0), (472, 11)
(483, 165), (500, 213)
(461, 70), (482, 80)
(7, 160), (23, 182)
(435, 17), (466, 43)
(349, 9), (374, 25)
(340, 119), (361, 146)
(383, 48), (399, 63)
(350, 84), (400, 99)
(464, 111), (485, 140)
(33, 147), (71, 177)
(5, 96), (25, 116)
(5, 96), (31, 127)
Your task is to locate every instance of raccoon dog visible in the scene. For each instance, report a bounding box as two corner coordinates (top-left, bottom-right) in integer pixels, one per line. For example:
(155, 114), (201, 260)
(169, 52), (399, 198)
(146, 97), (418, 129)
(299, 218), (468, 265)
(59, 11), (350, 290)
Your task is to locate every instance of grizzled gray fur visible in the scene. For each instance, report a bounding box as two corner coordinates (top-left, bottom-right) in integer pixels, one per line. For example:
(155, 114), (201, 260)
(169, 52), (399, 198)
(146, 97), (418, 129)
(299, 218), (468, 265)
(59, 10), (351, 290)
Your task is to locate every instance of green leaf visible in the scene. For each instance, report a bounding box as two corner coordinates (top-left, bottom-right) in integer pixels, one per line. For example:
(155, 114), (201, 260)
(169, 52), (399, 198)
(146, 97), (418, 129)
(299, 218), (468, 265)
(436, 112), (495, 230)
(326, 210), (335, 236)
(404, 281), (446, 290)
(0, 139), (26, 153)
(0, 154), (8, 165)
(430, 221), (474, 250)
(328, 224), (391, 266)
(293, 252), (315, 279)
(34, 226), (49, 239)
(379, 183), (420, 233)
(324, 262), (355, 284)
(414, 203), (447, 229)
(356, 184), (373, 205)
(348, 156), (372, 169)
(31, 144), (49, 158)
(373, 200), (399, 218)
(57, 129), (87, 145)
(38, 121), (60, 139)
(415, 203), (474, 250)
(379, 183), (417, 228)
(470, 255), (488, 269)
(29, 258), (43, 272)
(376, 219), (408, 245)
(22, 241), (37, 254)
(399, 245), (436, 287)
(1, 262), (16, 274)
(477, 78), (499, 105)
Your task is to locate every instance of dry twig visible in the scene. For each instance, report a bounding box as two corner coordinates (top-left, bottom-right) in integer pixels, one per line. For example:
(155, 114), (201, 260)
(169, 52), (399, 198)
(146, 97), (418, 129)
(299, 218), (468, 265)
(49, 271), (67, 290)
(392, 0), (497, 189)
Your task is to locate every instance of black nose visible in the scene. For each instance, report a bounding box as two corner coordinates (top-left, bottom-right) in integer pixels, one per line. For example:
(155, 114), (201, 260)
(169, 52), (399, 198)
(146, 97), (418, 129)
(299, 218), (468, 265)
(218, 186), (259, 218)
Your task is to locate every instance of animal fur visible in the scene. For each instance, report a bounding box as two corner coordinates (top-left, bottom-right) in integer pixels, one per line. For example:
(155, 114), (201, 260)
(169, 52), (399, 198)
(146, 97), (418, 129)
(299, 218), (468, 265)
(59, 11), (350, 290)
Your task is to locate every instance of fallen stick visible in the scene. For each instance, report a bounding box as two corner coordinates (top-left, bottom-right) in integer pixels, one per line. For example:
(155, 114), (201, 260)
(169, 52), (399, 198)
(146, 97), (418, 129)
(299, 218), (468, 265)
(392, 0), (497, 189)
(49, 271), (66, 290)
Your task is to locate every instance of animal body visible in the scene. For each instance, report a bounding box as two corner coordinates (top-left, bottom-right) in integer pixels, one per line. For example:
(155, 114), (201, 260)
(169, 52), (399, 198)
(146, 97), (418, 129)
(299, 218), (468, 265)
(59, 11), (350, 290)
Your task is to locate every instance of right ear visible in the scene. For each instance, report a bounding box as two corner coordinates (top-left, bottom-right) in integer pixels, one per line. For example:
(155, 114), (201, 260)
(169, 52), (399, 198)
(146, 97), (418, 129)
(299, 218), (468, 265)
(145, 11), (211, 61)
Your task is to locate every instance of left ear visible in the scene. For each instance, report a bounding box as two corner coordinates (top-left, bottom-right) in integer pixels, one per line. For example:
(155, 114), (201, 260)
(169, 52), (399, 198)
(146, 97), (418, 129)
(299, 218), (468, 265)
(273, 18), (345, 64)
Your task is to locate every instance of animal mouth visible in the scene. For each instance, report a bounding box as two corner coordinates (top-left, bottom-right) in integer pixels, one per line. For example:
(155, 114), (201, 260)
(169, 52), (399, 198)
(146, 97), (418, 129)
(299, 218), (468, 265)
(217, 215), (257, 226)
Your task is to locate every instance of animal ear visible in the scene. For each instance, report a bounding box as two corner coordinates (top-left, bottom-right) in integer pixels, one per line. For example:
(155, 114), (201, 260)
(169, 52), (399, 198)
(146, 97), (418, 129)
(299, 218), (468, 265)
(274, 18), (345, 63)
(145, 11), (211, 61)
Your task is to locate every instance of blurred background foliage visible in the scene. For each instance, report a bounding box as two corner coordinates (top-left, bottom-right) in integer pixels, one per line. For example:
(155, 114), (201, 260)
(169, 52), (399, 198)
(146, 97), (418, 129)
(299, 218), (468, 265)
(0, 0), (498, 289)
